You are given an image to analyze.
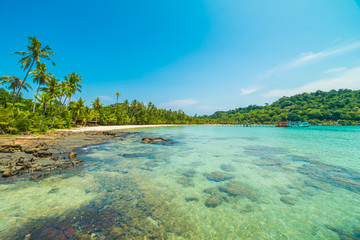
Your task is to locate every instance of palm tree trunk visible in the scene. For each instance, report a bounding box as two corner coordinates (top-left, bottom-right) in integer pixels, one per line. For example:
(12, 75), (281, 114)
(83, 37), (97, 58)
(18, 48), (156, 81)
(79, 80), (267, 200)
(115, 97), (118, 114)
(66, 96), (72, 109)
(49, 99), (62, 129)
(32, 84), (41, 113)
(40, 104), (47, 132)
(13, 58), (35, 107)
(60, 96), (67, 113)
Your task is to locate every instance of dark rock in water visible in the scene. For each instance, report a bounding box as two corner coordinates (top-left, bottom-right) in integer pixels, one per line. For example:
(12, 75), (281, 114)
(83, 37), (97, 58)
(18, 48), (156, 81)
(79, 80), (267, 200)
(121, 153), (155, 159)
(219, 181), (259, 200)
(203, 187), (219, 195)
(177, 176), (194, 187)
(280, 196), (296, 205)
(185, 197), (199, 202)
(205, 171), (233, 182)
(220, 164), (235, 172)
(244, 145), (287, 157)
(240, 137), (258, 141)
(181, 169), (197, 178)
(142, 137), (173, 144)
(253, 158), (282, 167)
(275, 186), (290, 195)
(48, 188), (59, 194)
(288, 155), (310, 163)
(189, 161), (204, 166)
(325, 224), (360, 240)
(30, 174), (43, 180)
(241, 204), (254, 213)
(298, 161), (360, 193)
(144, 161), (159, 168)
(205, 194), (223, 208)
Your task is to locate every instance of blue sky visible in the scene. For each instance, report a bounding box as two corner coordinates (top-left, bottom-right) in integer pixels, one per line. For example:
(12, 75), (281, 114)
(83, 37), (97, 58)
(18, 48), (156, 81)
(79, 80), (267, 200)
(1, 0), (360, 115)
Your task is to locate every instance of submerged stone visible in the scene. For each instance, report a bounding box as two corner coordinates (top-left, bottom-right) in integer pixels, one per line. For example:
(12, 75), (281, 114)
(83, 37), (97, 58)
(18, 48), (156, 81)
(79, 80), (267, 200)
(280, 196), (296, 205)
(145, 161), (159, 168)
(181, 169), (197, 178)
(205, 194), (223, 208)
(220, 164), (235, 172)
(240, 204), (254, 213)
(325, 225), (360, 240)
(219, 181), (259, 201)
(275, 186), (290, 195)
(142, 137), (172, 144)
(203, 187), (219, 195)
(252, 159), (282, 167)
(205, 171), (233, 182)
(177, 176), (194, 187)
(298, 161), (360, 193)
(121, 153), (155, 159)
(185, 197), (199, 202)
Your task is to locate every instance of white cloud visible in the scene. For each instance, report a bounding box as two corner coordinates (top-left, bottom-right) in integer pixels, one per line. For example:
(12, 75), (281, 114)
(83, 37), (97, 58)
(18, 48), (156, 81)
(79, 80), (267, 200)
(325, 67), (347, 74)
(98, 95), (113, 102)
(263, 67), (360, 98)
(240, 88), (259, 95)
(261, 42), (360, 79)
(160, 98), (198, 108)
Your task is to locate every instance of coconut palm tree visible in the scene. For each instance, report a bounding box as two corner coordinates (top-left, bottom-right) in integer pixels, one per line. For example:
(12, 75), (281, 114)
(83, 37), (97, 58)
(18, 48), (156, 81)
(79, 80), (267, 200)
(82, 107), (94, 125)
(72, 98), (85, 124)
(64, 73), (82, 107)
(49, 81), (68, 128)
(115, 92), (121, 114)
(36, 92), (53, 132)
(41, 76), (59, 96)
(0, 76), (32, 97)
(31, 63), (53, 112)
(12, 36), (55, 106)
(92, 97), (103, 124)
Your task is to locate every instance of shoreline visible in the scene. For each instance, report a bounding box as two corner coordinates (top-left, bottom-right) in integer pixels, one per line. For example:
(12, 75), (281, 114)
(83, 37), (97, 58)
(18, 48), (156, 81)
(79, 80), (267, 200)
(0, 130), (135, 179)
(0, 124), (184, 179)
(59, 124), (185, 132)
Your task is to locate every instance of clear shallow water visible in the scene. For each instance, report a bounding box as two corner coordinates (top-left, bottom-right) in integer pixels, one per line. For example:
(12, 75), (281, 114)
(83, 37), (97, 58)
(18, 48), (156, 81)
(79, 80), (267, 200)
(1, 126), (360, 239)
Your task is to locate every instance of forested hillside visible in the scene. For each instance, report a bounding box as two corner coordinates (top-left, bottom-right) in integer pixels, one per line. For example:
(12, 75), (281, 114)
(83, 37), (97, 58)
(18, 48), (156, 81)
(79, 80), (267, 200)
(204, 89), (360, 125)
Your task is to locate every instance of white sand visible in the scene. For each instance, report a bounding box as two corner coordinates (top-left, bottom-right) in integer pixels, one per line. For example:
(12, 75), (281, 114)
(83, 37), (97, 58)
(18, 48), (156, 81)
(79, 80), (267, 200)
(59, 124), (184, 132)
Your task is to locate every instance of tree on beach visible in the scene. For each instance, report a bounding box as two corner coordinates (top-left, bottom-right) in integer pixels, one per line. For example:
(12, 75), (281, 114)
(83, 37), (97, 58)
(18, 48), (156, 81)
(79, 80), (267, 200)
(31, 63), (53, 112)
(64, 73), (82, 107)
(0, 76), (32, 99)
(92, 97), (103, 124)
(72, 98), (86, 123)
(12, 36), (55, 106)
(36, 92), (53, 132)
(115, 92), (121, 114)
(49, 81), (67, 129)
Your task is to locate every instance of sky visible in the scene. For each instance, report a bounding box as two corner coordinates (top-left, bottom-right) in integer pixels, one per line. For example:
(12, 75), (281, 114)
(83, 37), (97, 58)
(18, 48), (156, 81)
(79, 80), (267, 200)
(1, 0), (360, 115)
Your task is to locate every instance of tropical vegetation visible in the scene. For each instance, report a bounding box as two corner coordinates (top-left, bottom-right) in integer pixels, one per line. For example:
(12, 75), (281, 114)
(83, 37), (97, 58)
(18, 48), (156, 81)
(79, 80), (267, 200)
(0, 36), (201, 134)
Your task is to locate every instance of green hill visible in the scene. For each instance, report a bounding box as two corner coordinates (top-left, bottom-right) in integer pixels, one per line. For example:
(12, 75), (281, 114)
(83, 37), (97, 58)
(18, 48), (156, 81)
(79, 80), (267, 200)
(204, 89), (360, 125)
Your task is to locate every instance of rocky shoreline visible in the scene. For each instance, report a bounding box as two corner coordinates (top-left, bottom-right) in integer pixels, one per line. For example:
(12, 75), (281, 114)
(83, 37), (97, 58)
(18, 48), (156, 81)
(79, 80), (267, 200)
(0, 130), (134, 179)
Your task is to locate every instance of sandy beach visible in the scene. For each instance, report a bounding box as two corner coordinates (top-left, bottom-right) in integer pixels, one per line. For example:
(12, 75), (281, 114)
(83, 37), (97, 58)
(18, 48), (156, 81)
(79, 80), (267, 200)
(60, 124), (184, 132)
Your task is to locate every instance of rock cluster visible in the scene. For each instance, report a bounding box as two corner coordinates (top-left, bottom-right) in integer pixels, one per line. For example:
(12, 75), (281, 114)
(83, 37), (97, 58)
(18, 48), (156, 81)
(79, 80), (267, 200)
(204, 171), (234, 182)
(0, 130), (132, 179)
(0, 142), (83, 178)
(141, 137), (173, 144)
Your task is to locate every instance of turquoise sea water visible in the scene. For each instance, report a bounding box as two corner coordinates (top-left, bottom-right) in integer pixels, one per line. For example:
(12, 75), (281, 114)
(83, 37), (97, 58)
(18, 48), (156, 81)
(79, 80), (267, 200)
(1, 126), (360, 239)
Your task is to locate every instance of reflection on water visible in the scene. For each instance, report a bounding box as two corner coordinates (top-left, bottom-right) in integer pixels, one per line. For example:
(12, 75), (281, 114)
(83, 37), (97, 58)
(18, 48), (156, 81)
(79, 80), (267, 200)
(1, 126), (360, 239)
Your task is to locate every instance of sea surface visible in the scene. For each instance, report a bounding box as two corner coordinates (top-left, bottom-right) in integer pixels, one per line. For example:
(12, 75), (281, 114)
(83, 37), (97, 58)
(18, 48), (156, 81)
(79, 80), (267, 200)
(1, 126), (360, 239)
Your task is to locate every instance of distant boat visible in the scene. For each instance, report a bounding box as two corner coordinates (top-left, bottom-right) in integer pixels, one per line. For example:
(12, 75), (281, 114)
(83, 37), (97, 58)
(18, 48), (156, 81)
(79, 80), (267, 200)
(275, 121), (310, 127)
